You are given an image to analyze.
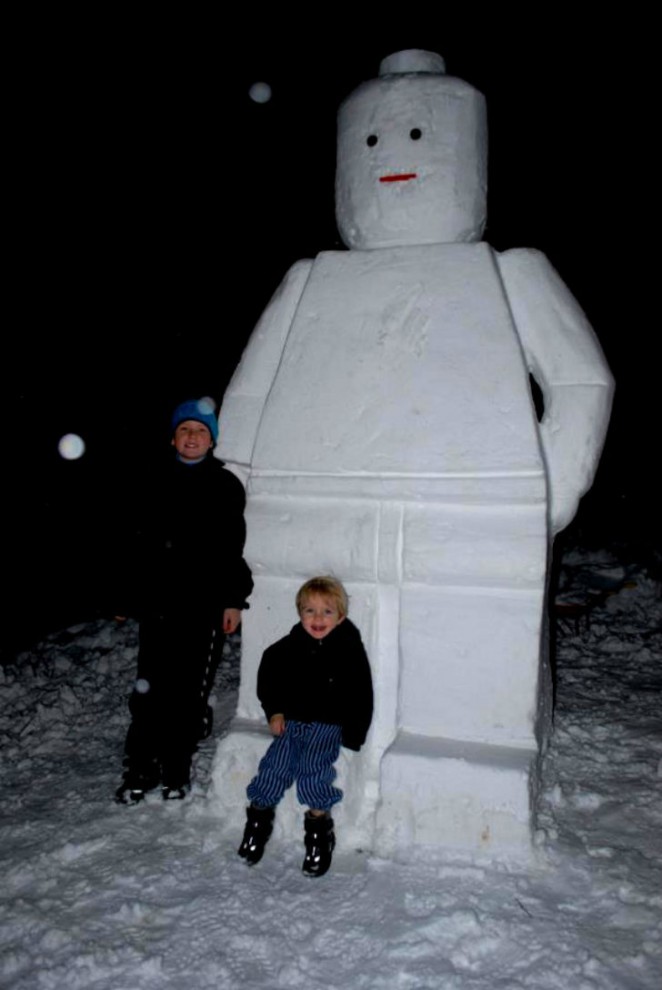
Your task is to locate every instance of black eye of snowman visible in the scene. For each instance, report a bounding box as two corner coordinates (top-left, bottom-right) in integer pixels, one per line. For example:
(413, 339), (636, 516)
(366, 134), (378, 147)
(410, 128), (422, 140)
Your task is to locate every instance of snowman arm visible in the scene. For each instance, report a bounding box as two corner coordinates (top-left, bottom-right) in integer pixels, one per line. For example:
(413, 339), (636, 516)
(497, 248), (614, 535)
(216, 259), (314, 482)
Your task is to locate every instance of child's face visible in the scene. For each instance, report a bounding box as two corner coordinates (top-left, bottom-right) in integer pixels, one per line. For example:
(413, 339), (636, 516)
(172, 420), (213, 460)
(299, 593), (345, 640)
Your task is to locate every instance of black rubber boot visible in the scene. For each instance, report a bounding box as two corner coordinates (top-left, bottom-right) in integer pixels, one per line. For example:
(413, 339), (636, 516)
(302, 812), (335, 877)
(238, 806), (275, 865)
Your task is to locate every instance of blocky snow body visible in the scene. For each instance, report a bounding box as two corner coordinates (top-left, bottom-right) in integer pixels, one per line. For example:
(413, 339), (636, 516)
(210, 50), (613, 855)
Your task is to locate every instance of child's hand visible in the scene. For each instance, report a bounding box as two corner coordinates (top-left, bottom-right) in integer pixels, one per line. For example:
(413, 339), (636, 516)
(269, 714), (286, 736)
(223, 608), (242, 634)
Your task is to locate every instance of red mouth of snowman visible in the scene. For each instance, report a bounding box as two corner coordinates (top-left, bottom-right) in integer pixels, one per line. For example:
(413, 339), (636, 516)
(379, 173), (418, 183)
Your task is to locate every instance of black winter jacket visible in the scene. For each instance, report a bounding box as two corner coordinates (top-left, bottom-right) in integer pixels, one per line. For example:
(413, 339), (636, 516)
(121, 454), (253, 619)
(256, 619), (373, 751)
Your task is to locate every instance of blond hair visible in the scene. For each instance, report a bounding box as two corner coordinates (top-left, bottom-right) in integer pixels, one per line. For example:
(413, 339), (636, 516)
(296, 576), (349, 619)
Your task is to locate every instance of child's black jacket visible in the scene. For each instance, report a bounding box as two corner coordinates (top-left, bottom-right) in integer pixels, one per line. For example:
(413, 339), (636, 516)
(256, 619), (373, 751)
(119, 455), (253, 619)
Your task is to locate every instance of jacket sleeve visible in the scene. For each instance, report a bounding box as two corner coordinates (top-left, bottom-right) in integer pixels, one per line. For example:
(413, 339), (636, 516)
(215, 467), (253, 609)
(222, 556), (254, 610)
(256, 641), (286, 722)
(341, 633), (374, 751)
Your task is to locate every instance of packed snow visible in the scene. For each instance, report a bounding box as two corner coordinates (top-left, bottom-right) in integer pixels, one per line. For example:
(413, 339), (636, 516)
(1, 544), (660, 989)
(215, 50), (615, 852)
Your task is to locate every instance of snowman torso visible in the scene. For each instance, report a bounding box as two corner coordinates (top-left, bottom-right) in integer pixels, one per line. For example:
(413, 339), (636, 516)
(251, 242), (545, 499)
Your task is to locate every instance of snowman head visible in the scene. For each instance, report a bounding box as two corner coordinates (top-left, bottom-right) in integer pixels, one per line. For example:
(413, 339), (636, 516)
(335, 50), (487, 250)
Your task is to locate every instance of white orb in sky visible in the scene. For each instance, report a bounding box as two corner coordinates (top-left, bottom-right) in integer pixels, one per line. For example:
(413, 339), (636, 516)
(58, 433), (85, 460)
(249, 81), (272, 104)
(135, 678), (150, 695)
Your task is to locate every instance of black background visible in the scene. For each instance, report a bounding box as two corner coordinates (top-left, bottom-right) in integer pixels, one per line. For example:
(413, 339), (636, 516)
(4, 16), (657, 655)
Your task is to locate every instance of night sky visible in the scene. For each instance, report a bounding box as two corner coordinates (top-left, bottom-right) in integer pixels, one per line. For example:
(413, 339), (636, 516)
(4, 18), (656, 655)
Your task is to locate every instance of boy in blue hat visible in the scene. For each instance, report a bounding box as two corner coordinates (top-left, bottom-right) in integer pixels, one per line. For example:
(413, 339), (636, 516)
(116, 398), (253, 802)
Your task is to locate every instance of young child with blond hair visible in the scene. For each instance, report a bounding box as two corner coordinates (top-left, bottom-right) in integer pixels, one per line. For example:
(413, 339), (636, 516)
(238, 576), (373, 876)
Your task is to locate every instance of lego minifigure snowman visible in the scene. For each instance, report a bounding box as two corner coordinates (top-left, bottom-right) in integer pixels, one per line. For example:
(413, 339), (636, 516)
(210, 51), (613, 855)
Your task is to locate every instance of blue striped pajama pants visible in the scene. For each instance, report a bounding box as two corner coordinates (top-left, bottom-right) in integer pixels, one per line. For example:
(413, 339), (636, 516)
(247, 720), (343, 811)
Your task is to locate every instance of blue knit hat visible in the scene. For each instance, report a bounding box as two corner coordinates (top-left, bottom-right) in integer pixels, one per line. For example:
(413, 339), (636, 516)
(171, 398), (219, 443)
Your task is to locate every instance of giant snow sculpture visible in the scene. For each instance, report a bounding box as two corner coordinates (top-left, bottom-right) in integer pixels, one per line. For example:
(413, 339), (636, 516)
(210, 51), (614, 855)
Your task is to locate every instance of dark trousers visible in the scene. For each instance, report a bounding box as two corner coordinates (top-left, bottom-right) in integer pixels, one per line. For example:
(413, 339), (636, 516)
(123, 611), (221, 787)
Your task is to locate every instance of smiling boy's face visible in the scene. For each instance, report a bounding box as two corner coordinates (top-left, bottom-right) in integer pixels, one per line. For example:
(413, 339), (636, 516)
(172, 420), (213, 461)
(299, 593), (345, 640)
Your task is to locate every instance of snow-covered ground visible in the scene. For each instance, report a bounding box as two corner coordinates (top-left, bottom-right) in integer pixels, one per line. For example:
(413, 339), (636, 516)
(1, 545), (660, 990)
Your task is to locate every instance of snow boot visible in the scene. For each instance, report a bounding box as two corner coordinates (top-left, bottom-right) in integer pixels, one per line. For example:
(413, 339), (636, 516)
(161, 755), (191, 801)
(115, 763), (160, 805)
(237, 805), (275, 865)
(162, 784), (190, 801)
(115, 783), (147, 805)
(161, 771), (191, 801)
(302, 811), (335, 877)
